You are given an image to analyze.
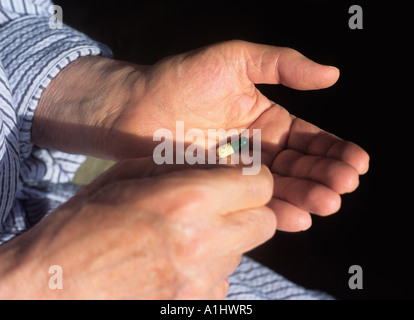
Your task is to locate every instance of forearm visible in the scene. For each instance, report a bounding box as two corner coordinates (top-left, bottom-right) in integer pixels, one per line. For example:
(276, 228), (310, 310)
(32, 56), (147, 160)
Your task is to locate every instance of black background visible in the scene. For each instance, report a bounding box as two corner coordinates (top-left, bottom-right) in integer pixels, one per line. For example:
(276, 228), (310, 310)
(53, 0), (412, 299)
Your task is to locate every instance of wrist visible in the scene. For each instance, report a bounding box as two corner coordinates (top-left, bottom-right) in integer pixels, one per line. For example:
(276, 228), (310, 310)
(32, 56), (147, 159)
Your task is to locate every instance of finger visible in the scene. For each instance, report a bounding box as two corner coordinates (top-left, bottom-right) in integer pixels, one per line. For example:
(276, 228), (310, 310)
(248, 103), (293, 167)
(112, 164), (274, 218)
(273, 173), (341, 216)
(91, 157), (214, 184)
(267, 198), (311, 232)
(272, 149), (360, 194)
(219, 206), (277, 254)
(239, 41), (340, 89)
(287, 118), (370, 174)
(176, 164), (274, 215)
(78, 156), (222, 198)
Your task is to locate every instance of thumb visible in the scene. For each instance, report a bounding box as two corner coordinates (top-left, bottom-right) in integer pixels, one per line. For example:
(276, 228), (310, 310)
(240, 41), (340, 90)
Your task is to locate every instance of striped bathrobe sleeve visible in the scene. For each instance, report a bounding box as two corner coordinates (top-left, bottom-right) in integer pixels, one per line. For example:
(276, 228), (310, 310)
(0, 0), (112, 244)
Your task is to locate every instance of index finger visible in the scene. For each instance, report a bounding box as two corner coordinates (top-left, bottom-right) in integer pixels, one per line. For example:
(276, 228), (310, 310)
(171, 164), (274, 215)
(103, 162), (274, 218)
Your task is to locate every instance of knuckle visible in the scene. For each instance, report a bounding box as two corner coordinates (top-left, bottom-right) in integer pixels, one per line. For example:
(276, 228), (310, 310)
(164, 184), (210, 221)
(171, 224), (208, 263)
(176, 278), (212, 299)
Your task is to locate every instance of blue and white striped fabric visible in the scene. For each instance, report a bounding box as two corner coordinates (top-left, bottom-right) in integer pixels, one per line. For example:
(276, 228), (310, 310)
(0, 0), (332, 300)
(227, 256), (333, 300)
(0, 0), (112, 243)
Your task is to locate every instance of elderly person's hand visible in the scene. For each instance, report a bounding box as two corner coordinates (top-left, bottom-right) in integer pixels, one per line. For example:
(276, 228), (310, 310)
(32, 40), (369, 232)
(0, 159), (275, 299)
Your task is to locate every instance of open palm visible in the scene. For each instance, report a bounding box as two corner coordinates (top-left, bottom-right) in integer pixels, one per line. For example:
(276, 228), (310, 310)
(249, 103), (368, 231)
(120, 41), (369, 231)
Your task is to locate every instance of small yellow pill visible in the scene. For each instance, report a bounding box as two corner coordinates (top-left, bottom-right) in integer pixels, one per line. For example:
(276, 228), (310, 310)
(217, 142), (234, 159)
(217, 137), (248, 159)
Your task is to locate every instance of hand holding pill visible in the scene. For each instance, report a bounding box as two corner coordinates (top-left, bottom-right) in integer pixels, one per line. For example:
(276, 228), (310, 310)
(35, 40), (369, 234)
